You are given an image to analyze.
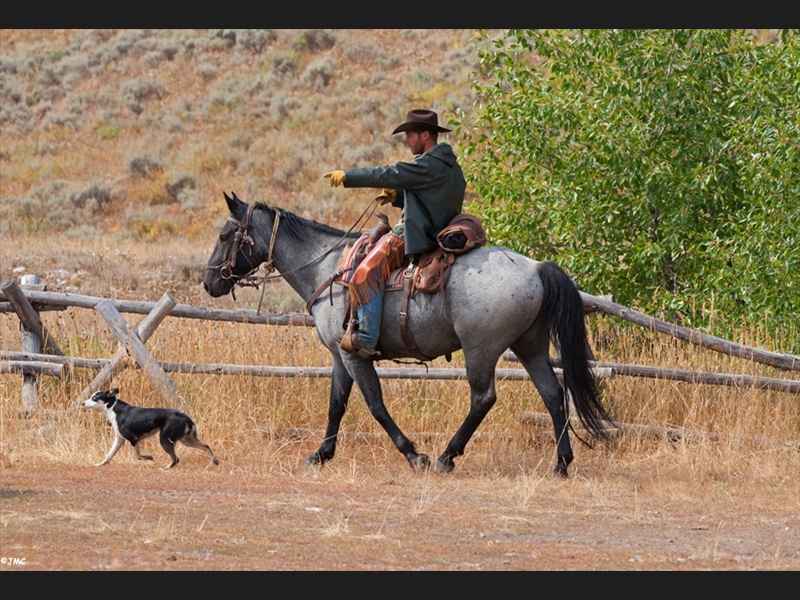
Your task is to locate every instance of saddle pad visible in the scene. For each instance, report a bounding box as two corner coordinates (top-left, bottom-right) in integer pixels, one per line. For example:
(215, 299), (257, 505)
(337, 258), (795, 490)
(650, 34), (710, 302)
(341, 236), (452, 294)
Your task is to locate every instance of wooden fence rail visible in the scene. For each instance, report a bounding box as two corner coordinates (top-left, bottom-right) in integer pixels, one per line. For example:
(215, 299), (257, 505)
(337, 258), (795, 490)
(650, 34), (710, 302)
(580, 292), (800, 371)
(0, 350), (612, 384)
(0, 286), (315, 326)
(2, 276), (799, 413)
(503, 353), (800, 394)
(2, 283), (796, 369)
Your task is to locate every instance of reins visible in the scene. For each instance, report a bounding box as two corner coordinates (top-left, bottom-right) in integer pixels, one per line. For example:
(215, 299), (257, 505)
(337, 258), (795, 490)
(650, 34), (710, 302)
(210, 196), (384, 313)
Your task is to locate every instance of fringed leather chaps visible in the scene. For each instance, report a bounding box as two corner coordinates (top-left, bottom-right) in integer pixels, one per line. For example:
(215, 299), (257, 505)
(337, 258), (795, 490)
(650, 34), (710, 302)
(348, 232), (405, 310)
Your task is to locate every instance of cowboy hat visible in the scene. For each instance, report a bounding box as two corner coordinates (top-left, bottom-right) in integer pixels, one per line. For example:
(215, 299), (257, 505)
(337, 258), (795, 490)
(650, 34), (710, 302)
(391, 109), (452, 134)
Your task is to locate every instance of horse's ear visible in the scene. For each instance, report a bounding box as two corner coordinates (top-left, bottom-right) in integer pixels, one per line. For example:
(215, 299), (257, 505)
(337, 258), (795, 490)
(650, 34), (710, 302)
(224, 191), (240, 212)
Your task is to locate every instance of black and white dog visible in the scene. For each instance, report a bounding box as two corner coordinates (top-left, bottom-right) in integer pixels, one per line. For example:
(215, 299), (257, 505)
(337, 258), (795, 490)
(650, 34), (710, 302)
(83, 388), (219, 469)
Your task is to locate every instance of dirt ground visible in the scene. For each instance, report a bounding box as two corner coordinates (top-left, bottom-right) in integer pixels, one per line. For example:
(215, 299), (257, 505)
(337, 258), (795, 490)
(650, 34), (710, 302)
(1, 438), (798, 571)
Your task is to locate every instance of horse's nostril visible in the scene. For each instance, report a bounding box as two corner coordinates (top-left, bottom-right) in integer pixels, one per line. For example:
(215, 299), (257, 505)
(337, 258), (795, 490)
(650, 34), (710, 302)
(202, 282), (210, 293)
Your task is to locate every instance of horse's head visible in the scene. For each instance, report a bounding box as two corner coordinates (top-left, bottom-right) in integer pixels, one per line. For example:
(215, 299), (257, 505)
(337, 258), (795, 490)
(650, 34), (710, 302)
(202, 191), (261, 298)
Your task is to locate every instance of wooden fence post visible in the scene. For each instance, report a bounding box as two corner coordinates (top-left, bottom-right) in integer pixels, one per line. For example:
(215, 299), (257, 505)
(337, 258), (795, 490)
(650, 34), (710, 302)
(20, 275), (41, 412)
(90, 295), (186, 411)
(1, 274), (65, 412)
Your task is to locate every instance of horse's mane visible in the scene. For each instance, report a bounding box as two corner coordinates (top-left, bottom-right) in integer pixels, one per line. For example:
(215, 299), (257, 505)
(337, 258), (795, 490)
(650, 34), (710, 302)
(253, 201), (358, 242)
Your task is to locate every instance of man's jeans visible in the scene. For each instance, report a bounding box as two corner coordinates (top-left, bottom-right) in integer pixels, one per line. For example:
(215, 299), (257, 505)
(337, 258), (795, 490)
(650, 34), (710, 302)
(353, 286), (384, 350)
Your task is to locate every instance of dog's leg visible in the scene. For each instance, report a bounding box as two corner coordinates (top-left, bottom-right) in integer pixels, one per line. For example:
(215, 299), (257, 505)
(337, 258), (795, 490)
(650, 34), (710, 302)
(131, 442), (153, 461)
(160, 435), (180, 469)
(181, 430), (220, 465)
(96, 434), (125, 466)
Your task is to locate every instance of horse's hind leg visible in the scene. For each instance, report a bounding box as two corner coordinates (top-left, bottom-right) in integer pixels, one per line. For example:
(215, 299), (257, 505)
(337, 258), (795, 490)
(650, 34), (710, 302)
(304, 354), (354, 467)
(512, 339), (573, 477)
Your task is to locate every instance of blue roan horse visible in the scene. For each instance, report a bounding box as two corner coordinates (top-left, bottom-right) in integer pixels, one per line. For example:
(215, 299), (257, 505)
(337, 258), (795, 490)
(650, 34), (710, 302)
(203, 192), (613, 477)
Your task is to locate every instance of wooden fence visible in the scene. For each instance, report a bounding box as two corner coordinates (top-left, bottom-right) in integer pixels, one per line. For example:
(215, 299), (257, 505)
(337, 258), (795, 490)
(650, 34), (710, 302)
(2, 275), (799, 416)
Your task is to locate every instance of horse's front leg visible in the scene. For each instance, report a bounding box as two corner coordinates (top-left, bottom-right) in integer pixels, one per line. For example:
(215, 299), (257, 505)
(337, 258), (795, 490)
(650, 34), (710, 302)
(435, 356), (498, 473)
(350, 359), (430, 471)
(304, 353), (353, 467)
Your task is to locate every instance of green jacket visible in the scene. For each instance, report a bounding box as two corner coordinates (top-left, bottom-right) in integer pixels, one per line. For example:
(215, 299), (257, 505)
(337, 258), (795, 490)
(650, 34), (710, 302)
(344, 142), (466, 255)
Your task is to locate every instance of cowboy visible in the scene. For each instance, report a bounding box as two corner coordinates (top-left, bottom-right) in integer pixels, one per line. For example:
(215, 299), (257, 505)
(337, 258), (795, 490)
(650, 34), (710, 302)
(324, 109), (466, 357)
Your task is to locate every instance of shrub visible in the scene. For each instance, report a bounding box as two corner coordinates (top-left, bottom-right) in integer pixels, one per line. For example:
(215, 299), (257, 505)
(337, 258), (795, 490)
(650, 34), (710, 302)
(120, 77), (166, 103)
(42, 108), (81, 131)
(0, 56), (18, 74)
(294, 29), (336, 52)
(235, 29), (277, 54)
(120, 76), (166, 114)
(112, 29), (148, 56)
(2, 180), (98, 234)
(129, 215), (176, 240)
(345, 42), (385, 65)
(176, 187), (200, 210)
(165, 174), (196, 202)
(0, 102), (32, 134)
(269, 93), (301, 122)
(165, 117), (185, 133)
(60, 54), (90, 83)
(197, 62), (219, 81)
(206, 89), (238, 112)
(456, 29), (800, 343)
(140, 51), (165, 68)
(95, 123), (120, 139)
(70, 182), (112, 212)
(216, 30), (238, 48)
(32, 84), (65, 103)
(439, 47), (474, 83)
(378, 55), (401, 70)
(263, 49), (297, 75)
(302, 57), (338, 91)
(129, 155), (163, 178)
(342, 142), (390, 168)
(36, 67), (61, 87)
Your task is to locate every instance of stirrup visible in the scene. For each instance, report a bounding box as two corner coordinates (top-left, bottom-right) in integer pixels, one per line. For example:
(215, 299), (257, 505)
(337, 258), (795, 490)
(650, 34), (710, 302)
(340, 321), (380, 359)
(339, 321), (357, 352)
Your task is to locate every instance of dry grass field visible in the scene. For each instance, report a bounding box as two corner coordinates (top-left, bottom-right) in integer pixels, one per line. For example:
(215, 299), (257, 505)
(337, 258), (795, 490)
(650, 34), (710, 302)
(2, 240), (799, 571)
(1, 29), (799, 571)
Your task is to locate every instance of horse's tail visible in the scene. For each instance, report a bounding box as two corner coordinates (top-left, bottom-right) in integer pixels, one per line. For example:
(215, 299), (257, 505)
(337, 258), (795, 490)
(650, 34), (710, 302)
(537, 260), (613, 439)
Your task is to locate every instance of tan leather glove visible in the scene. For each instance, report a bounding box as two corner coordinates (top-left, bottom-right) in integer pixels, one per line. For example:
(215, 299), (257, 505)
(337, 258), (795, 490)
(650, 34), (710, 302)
(323, 170), (346, 187)
(375, 188), (396, 206)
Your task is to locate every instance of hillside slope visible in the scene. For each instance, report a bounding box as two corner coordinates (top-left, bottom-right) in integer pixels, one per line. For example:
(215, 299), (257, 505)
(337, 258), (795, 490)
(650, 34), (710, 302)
(1, 29), (480, 238)
(1, 29), (482, 306)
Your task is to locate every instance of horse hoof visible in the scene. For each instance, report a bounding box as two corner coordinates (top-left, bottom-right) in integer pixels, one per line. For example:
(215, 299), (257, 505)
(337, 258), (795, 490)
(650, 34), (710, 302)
(553, 464), (569, 478)
(434, 458), (455, 473)
(410, 454), (431, 472)
(303, 453), (323, 468)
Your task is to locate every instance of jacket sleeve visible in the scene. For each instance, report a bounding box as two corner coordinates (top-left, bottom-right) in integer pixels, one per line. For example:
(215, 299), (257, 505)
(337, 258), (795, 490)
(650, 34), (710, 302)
(344, 158), (434, 192)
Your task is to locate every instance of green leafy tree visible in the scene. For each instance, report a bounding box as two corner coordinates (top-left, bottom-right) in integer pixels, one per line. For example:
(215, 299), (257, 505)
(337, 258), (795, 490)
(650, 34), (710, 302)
(453, 29), (799, 348)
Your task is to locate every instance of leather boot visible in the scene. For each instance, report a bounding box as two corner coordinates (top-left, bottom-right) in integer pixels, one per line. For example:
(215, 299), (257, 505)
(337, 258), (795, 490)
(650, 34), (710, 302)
(340, 320), (380, 359)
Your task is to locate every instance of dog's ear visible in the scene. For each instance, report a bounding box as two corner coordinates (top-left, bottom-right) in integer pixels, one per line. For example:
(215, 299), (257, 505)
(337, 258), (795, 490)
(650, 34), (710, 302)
(110, 387), (119, 396)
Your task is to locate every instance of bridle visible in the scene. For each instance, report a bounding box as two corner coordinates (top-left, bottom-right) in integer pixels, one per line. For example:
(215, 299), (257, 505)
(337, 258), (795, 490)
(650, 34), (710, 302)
(206, 195), (385, 308)
(205, 203), (280, 301)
